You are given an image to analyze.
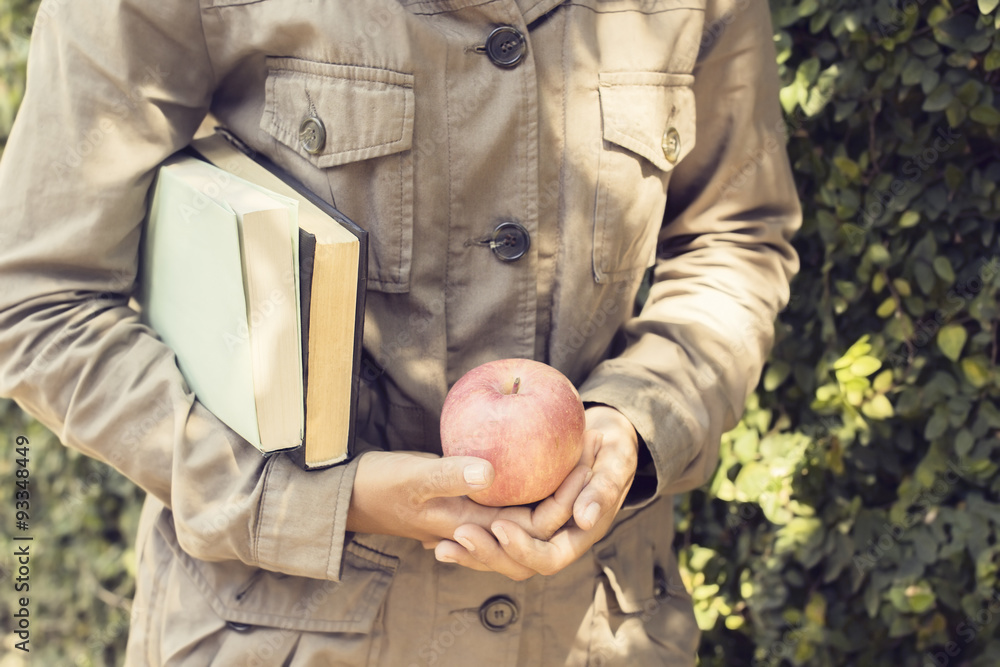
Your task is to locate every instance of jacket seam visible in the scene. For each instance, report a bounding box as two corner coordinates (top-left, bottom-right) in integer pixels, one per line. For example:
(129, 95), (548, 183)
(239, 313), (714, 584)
(252, 455), (274, 566)
(562, 2), (705, 16)
(196, 0), (220, 91)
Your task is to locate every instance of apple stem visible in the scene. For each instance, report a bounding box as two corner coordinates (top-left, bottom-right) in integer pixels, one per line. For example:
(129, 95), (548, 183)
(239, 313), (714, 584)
(512, 377), (520, 395)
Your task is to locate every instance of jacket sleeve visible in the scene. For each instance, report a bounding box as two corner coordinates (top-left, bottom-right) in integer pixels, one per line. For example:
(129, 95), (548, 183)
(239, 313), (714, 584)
(0, 0), (358, 582)
(578, 0), (802, 499)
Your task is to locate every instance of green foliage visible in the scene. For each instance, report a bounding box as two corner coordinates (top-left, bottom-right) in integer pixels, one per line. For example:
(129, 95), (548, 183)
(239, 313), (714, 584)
(679, 0), (1000, 665)
(1, 0), (999, 665)
(2, 8), (141, 664)
(0, 0), (35, 151)
(0, 400), (143, 666)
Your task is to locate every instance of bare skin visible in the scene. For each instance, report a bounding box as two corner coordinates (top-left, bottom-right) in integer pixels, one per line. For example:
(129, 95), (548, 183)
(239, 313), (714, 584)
(346, 405), (639, 580)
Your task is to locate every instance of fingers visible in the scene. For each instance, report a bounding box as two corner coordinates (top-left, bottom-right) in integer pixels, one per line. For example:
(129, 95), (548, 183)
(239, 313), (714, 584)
(522, 464), (592, 539)
(573, 427), (636, 531)
(438, 525), (538, 581)
(412, 455), (496, 502)
(436, 519), (595, 580)
(349, 451), (501, 541)
(490, 440), (595, 541)
(490, 519), (588, 576)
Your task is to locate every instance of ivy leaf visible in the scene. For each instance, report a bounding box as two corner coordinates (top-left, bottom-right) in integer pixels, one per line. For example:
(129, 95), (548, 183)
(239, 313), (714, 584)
(914, 261), (937, 294)
(937, 324), (968, 362)
(899, 210), (920, 228)
(833, 155), (861, 181)
(925, 411), (950, 440)
(873, 369), (894, 392)
(955, 429), (975, 457)
(979, 0), (999, 14)
(863, 394), (895, 420)
(961, 357), (991, 388)
(970, 105), (1000, 126)
(850, 356), (883, 377)
(877, 297), (897, 318)
(933, 256), (956, 284)
(764, 361), (792, 391)
(905, 584), (937, 614)
(922, 83), (954, 112)
(986, 49), (1000, 72)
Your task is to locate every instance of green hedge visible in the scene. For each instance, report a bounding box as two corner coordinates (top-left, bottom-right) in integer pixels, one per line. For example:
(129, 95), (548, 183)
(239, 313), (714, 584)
(2, 0), (1000, 665)
(680, 0), (1000, 665)
(4, 4), (143, 667)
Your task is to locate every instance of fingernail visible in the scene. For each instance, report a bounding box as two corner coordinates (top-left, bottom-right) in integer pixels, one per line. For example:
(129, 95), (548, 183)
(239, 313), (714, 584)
(464, 463), (487, 486)
(584, 502), (601, 529)
(455, 535), (476, 552)
(493, 524), (509, 546)
(437, 553), (456, 563)
(584, 469), (594, 485)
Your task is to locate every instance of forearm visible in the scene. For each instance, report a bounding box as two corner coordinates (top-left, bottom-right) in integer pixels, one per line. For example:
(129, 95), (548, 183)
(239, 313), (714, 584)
(0, 0), (359, 582)
(579, 0), (801, 498)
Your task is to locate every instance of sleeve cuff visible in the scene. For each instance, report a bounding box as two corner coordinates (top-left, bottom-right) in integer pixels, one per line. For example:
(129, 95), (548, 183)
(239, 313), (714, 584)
(580, 362), (703, 505)
(254, 452), (362, 582)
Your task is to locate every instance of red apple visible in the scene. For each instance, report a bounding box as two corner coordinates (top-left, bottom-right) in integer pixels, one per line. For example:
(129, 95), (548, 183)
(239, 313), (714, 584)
(440, 358), (586, 507)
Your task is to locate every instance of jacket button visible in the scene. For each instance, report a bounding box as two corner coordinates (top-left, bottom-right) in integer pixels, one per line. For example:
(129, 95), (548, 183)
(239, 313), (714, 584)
(299, 115), (326, 155)
(661, 126), (681, 164)
(226, 621), (252, 632)
(653, 566), (670, 601)
(490, 221), (530, 262)
(485, 26), (526, 68)
(479, 595), (519, 631)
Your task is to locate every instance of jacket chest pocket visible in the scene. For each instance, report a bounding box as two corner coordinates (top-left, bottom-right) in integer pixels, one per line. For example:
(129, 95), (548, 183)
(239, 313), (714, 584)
(261, 56), (415, 294)
(593, 72), (697, 284)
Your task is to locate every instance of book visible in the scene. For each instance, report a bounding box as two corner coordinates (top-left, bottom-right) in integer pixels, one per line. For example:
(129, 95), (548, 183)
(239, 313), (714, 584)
(188, 130), (368, 469)
(137, 154), (304, 454)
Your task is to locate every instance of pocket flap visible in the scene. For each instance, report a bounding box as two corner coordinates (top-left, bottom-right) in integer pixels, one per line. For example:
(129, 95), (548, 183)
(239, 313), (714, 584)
(261, 57), (414, 168)
(593, 498), (689, 615)
(594, 516), (656, 615)
(160, 513), (398, 633)
(598, 72), (696, 173)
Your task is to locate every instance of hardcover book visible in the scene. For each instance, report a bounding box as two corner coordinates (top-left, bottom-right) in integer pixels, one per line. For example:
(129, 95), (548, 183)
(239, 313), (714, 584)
(138, 130), (367, 468)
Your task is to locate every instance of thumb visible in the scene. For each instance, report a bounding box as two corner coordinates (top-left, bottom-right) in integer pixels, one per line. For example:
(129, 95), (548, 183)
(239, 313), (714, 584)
(414, 456), (495, 501)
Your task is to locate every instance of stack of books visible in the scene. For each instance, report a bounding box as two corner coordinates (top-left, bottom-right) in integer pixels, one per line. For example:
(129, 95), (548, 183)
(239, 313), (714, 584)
(136, 130), (367, 469)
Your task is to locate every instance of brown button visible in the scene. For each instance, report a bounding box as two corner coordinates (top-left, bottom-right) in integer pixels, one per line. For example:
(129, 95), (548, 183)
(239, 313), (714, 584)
(479, 595), (519, 631)
(490, 221), (530, 262)
(485, 26), (526, 68)
(299, 115), (326, 155)
(661, 126), (681, 164)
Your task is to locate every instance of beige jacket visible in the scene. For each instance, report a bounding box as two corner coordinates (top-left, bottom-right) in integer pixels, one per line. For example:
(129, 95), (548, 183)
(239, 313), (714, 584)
(0, 0), (799, 664)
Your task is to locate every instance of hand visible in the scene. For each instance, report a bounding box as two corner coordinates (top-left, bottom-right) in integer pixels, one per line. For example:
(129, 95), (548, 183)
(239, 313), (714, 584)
(434, 405), (639, 580)
(346, 450), (593, 545)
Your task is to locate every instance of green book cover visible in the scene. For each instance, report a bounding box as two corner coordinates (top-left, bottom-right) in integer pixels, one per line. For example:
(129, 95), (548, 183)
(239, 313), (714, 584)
(137, 155), (303, 453)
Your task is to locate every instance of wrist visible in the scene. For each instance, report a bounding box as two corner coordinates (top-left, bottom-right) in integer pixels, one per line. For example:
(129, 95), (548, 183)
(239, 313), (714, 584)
(583, 404), (639, 454)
